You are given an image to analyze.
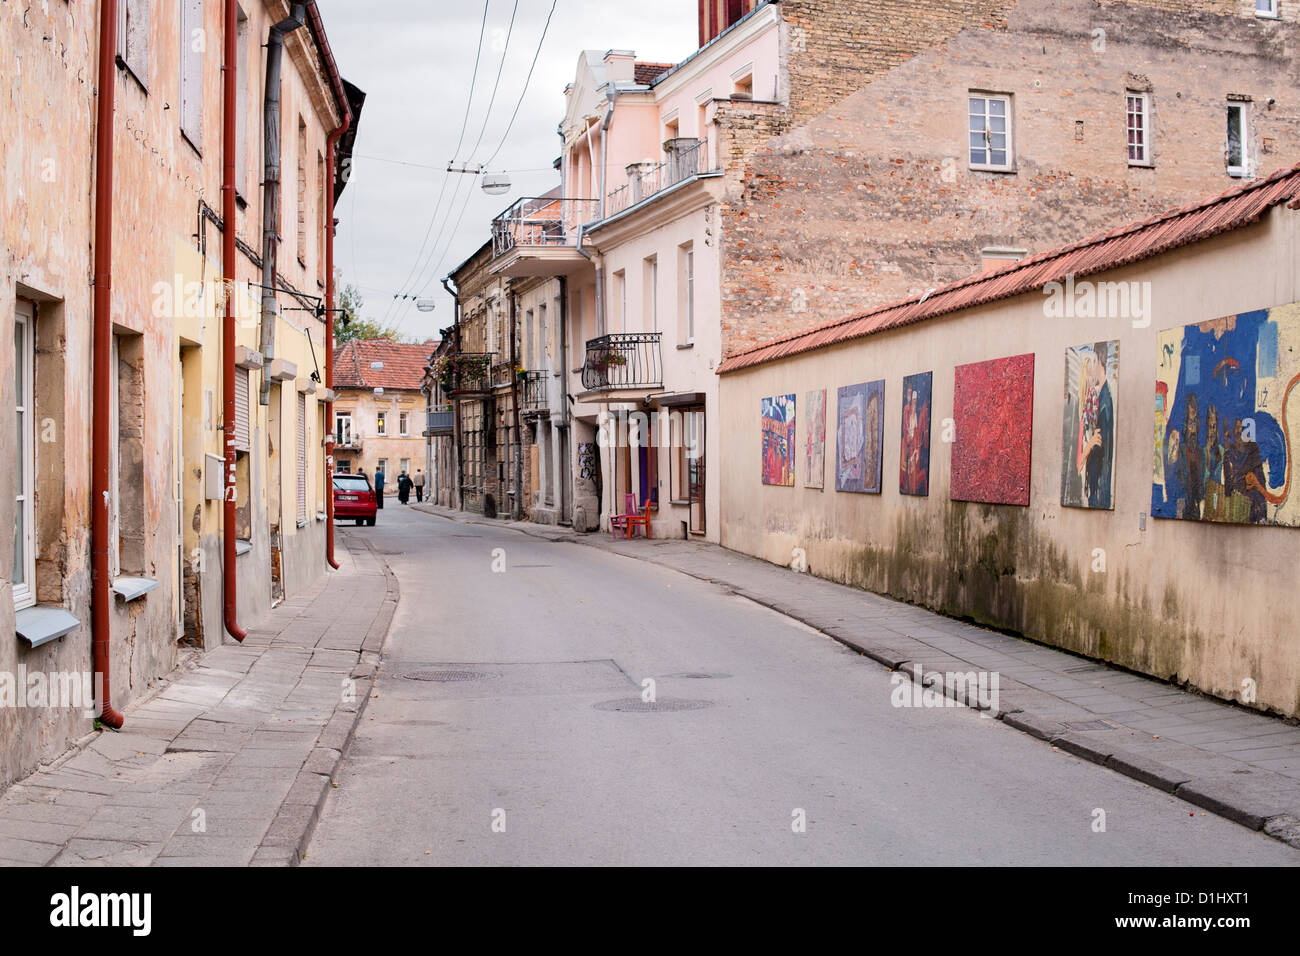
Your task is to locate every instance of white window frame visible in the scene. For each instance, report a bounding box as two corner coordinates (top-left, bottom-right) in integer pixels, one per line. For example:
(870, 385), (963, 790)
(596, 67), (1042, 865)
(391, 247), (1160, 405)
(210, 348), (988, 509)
(376, 410), (387, 437)
(13, 302), (36, 610)
(1126, 91), (1152, 166)
(968, 93), (1014, 172)
(335, 410), (353, 446)
(684, 247), (695, 346)
(109, 335), (122, 578)
(1227, 102), (1250, 177)
(116, 0), (151, 91)
(398, 411), (409, 437)
(1256, 0), (1280, 19)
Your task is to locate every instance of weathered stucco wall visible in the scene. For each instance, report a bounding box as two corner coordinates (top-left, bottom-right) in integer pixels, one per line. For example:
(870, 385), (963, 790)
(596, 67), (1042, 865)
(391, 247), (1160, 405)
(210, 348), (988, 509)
(720, 205), (1300, 718)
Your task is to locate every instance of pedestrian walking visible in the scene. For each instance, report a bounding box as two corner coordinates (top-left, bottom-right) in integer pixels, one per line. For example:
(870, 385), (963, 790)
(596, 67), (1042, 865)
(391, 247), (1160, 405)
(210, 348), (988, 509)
(397, 472), (411, 505)
(413, 469), (426, 503)
(373, 467), (385, 509)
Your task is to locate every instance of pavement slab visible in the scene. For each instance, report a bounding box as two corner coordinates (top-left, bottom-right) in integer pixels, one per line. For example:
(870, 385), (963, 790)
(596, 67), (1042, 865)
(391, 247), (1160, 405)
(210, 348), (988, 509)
(0, 532), (394, 867)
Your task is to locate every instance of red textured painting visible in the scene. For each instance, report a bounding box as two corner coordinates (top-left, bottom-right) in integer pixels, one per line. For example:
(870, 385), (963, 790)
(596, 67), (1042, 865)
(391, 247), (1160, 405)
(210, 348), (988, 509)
(951, 353), (1035, 506)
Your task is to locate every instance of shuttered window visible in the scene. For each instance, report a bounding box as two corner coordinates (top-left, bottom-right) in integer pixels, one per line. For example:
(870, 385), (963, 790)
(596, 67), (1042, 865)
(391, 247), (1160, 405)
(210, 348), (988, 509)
(297, 392), (308, 524)
(179, 0), (203, 148)
(233, 367), (251, 451)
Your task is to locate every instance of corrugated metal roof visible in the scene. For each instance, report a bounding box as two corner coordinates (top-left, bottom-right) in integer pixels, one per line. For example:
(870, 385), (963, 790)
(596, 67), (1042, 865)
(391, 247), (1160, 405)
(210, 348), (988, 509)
(718, 162), (1300, 375)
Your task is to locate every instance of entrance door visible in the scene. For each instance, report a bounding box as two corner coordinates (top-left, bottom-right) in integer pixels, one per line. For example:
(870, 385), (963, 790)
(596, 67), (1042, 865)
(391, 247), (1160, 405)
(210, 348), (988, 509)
(688, 408), (705, 535)
(175, 357), (185, 638)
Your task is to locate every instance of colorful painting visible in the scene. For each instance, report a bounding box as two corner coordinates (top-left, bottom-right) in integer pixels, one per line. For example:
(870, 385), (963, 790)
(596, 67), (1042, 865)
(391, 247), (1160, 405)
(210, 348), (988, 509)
(899, 372), (933, 496)
(804, 389), (826, 489)
(1153, 306), (1300, 525)
(836, 380), (885, 494)
(1062, 341), (1118, 509)
(761, 394), (796, 487)
(951, 353), (1035, 506)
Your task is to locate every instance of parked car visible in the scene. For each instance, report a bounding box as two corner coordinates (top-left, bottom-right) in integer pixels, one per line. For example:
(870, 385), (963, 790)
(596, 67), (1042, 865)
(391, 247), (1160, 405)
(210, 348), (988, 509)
(332, 472), (377, 526)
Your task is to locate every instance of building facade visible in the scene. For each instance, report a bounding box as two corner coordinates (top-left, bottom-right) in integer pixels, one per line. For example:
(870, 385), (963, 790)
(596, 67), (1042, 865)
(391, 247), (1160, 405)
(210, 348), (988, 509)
(1, 0), (357, 789)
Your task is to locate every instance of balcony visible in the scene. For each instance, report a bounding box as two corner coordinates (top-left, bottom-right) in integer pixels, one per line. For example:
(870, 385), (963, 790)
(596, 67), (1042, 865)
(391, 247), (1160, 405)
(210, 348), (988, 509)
(334, 430), (363, 451)
(521, 370), (548, 417)
(490, 196), (599, 277)
(578, 333), (662, 403)
(424, 404), (454, 437)
(491, 361), (519, 390)
(605, 139), (718, 219)
(432, 352), (495, 397)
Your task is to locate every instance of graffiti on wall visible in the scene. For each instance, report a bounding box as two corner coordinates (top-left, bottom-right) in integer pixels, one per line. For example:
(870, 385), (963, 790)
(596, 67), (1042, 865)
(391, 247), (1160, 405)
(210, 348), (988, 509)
(899, 372), (932, 496)
(805, 389), (826, 489)
(761, 394), (796, 487)
(1153, 307), (1299, 525)
(951, 353), (1035, 506)
(1062, 341), (1118, 509)
(836, 380), (884, 494)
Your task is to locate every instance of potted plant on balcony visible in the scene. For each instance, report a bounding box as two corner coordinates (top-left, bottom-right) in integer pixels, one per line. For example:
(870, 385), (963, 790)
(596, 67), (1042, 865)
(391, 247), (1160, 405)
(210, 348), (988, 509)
(433, 353), (492, 393)
(588, 349), (627, 386)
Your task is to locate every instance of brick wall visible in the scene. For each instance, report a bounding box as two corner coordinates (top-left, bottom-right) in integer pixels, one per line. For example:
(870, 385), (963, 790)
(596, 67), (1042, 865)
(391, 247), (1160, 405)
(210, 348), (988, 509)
(719, 0), (1300, 356)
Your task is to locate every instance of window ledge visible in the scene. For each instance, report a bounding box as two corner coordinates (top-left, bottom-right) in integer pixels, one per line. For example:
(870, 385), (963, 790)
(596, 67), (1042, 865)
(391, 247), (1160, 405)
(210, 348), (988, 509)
(969, 164), (1017, 175)
(677, 342), (695, 350)
(297, 518), (309, 529)
(15, 606), (80, 649)
(235, 539), (252, 556)
(111, 577), (159, 602)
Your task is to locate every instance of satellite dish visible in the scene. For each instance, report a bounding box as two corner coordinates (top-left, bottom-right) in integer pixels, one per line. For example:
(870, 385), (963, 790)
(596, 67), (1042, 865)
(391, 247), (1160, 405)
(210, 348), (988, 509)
(415, 298), (437, 312)
(481, 171), (511, 195)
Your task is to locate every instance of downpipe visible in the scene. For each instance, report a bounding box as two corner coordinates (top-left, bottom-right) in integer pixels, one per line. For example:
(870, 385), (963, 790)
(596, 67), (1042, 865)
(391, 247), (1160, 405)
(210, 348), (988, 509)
(324, 111), (351, 570)
(91, 0), (126, 727)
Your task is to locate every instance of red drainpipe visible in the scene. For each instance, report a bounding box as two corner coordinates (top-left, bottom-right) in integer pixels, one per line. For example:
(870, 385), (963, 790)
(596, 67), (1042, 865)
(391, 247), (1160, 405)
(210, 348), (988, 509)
(91, 0), (125, 728)
(309, 0), (352, 571)
(222, 0), (246, 641)
(323, 117), (348, 570)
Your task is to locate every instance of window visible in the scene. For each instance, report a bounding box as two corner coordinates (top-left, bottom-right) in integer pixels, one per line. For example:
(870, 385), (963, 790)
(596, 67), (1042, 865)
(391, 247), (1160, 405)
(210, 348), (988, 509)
(732, 73), (753, 100)
(377, 458), (388, 478)
(643, 257), (658, 332)
(376, 411), (387, 436)
(1257, 0), (1280, 18)
(13, 302), (35, 610)
(399, 411), (409, 437)
(678, 244), (695, 346)
(179, 0), (203, 148)
(297, 118), (308, 265)
(233, 367), (251, 451)
(318, 151), (327, 278)
(296, 392), (308, 525)
(400, 458), (410, 476)
(613, 270), (626, 332)
(1126, 92), (1152, 165)
(334, 411), (353, 446)
(116, 0), (151, 89)
(969, 94), (1013, 171)
(1227, 102), (1249, 176)
(235, 6), (249, 198)
(664, 116), (679, 145)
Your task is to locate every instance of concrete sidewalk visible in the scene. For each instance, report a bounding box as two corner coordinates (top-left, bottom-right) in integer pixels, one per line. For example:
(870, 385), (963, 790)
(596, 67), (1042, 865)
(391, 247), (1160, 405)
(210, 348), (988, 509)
(411, 501), (1300, 849)
(0, 530), (395, 867)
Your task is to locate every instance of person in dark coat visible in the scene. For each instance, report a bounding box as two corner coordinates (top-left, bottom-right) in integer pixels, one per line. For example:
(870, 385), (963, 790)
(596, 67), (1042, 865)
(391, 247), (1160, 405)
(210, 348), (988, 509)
(373, 468), (385, 509)
(397, 472), (411, 505)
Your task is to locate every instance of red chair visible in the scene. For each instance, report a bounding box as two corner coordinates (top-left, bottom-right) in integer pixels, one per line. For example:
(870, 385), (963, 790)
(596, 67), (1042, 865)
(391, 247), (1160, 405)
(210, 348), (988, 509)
(623, 493), (651, 539)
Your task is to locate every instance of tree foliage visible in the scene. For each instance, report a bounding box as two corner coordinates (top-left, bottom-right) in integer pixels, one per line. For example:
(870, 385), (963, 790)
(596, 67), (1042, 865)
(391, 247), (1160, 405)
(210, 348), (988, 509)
(333, 283), (405, 344)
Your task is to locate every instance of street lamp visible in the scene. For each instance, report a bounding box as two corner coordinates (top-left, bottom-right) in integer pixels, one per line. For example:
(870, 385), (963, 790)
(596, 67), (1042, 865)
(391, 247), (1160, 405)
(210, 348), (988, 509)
(481, 171), (511, 195)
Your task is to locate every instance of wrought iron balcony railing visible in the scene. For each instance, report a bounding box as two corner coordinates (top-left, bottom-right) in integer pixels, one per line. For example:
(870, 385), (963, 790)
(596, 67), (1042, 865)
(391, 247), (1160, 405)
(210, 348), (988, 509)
(491, 196), (600, 258)
(424, 404), (454, 436)
(437, 352), (495, 395)
(581, 333), (662, 392)
(521, 370), (548, 413)
(605, 139), (715, 218)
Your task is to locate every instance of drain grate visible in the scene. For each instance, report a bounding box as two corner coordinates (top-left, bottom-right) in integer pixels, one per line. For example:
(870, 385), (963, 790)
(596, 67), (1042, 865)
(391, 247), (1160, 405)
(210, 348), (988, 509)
(404, 669), (499, 683)
(1063, 719), (1116, 731)
(593, 697), (714, 713)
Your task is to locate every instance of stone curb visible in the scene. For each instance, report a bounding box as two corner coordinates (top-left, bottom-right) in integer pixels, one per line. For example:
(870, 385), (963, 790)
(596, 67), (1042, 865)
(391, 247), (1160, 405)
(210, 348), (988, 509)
(252, 540), (399, 866)
(407, 504), (1300, 851)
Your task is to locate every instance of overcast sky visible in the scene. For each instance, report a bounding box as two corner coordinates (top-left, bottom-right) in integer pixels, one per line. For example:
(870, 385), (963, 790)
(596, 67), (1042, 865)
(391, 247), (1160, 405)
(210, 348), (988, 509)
(315, 0), (700, 343)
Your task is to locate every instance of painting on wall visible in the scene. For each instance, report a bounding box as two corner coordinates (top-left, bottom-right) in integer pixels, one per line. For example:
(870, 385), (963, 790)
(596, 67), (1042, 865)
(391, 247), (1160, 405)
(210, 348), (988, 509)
(951, 353), (1035, 506)
(1153, 306), (1300, 526)
(804, 389), (826, 489)
(1062, 341), (1119, 509)
(899, 371), (933, 496)
(836, 380), (885, 494)
(761, 394), (796, 487)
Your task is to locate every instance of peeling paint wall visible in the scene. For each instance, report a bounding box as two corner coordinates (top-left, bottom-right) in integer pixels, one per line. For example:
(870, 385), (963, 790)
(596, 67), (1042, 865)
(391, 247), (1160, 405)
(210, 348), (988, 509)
(0, 0), (343, 789)
(719, 205), (1300, 718)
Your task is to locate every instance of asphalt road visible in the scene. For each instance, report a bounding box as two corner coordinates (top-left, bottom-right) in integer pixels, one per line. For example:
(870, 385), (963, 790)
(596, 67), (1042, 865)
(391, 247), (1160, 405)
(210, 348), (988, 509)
(305, 506), (1299, 866)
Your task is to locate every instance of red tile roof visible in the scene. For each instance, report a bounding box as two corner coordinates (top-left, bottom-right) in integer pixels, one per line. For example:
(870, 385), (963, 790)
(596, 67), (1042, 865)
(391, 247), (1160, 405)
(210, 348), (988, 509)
(717, 162), (1300, 375)
(635, 61), (676, 86)
(335, 339), (439, 390)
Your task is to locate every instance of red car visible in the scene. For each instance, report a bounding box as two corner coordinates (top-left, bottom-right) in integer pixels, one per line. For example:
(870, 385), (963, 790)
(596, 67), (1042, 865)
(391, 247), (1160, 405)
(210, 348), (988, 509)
(333, 472), (377, 526)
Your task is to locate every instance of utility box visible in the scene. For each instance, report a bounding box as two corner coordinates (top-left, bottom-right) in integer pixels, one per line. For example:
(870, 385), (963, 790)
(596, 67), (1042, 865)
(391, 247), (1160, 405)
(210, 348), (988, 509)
(204, 453), (225, 501)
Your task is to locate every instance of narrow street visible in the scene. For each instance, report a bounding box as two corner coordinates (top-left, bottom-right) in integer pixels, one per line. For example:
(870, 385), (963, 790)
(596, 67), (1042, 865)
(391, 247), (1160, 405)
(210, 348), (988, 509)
(306, 508), (1298, 866)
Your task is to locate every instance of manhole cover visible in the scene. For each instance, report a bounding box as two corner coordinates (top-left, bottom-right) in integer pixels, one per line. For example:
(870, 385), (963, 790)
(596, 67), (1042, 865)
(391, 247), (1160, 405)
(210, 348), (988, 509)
(593, 697), (714, 713)
(404, 669), (499, 682)
(664, 672), (731, 680)
(1063, 719), (1115, 731)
